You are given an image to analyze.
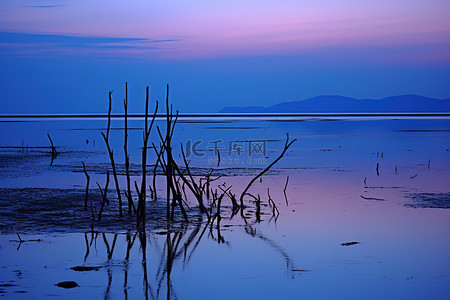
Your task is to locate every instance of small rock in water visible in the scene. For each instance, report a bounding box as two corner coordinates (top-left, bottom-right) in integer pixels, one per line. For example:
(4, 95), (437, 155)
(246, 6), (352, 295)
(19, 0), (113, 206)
(341, 241), (360, 246)
(56, 281), (79, 289)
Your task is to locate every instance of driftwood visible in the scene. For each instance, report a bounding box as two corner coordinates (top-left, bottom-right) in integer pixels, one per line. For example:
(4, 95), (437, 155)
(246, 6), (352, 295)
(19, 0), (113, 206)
(85, 83), (295, 229)
(239, 134), (296, 209)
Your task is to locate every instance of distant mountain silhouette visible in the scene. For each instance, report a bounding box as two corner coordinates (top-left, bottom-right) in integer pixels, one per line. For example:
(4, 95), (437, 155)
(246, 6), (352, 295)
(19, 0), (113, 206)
(219, 95), (450, 113)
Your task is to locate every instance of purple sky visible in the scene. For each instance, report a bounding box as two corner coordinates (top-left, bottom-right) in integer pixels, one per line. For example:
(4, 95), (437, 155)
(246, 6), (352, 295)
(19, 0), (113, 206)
(0, 0), (449, 113)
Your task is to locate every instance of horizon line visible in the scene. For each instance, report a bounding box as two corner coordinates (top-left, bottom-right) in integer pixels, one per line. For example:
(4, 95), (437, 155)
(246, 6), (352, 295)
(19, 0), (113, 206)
(1, 112), (450, 119)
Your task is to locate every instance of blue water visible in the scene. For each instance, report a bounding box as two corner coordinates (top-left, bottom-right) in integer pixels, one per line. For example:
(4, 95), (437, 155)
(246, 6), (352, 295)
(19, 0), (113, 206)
(0, 116), (449, 299)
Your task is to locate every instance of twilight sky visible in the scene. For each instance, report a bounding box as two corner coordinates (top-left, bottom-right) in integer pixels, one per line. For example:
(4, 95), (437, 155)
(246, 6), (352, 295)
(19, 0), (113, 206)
(0, 0), (449, 113)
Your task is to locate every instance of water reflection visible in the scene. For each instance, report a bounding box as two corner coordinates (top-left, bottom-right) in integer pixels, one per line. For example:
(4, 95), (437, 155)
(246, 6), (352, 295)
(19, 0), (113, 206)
(78, 222), (295, 300)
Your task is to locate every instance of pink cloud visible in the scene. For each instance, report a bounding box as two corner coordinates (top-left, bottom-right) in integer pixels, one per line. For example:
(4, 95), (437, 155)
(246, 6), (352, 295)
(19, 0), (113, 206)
(0, 0), (449, 61)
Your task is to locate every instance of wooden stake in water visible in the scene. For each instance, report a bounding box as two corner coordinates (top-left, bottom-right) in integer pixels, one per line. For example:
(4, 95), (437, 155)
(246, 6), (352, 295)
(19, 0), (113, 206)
(81, 161), (90, 210)
(47, 133), (58, 164)
(101, 91), (123, 217)
(284, 175), (290, 206)
(138, 86), (158, 229)
(123, 82), (136, 214)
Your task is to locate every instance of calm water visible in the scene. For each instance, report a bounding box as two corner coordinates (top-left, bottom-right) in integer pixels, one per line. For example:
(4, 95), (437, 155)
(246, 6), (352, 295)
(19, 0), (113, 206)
(0, 115), (449, 299)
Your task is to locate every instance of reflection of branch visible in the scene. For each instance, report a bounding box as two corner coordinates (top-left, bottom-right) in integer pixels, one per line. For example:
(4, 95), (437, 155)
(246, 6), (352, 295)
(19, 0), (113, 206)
(102, 232), (117, 300)
(125, 232), (137, 261)
(245, 193), (262, 223)
(245, 226), (295, 276)
(185, 224), (209, 265)
(156, 232), (175, 298)
(124, 232), (137, 300)
(180, 226), (202, 266)
(102, 233), (118, 260)
(104, 268), (112, 300)
(267, 188), (280, 222)
(137, 232), (156, 300)
(139, 232), (149, 300)
(84, 233), (90, 262)
(152, 224), (209, 298)
(76, 227), (243, 298)
(12, 233), (42, 251)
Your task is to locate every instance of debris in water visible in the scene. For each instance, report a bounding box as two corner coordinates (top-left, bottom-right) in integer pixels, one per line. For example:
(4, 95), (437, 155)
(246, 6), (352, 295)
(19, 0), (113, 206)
(341, 241), (360, 246)
(56, 281), (79, 289)
(70, 266), (101, 272)
(360, 195), (384, 201)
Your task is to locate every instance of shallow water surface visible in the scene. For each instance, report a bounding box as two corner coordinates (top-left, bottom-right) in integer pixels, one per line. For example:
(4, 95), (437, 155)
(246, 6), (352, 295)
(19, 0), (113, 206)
(0, 116), (449, 299)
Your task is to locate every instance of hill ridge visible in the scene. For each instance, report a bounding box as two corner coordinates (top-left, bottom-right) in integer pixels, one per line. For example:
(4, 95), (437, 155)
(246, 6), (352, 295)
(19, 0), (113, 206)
(219, 94), (450, 113)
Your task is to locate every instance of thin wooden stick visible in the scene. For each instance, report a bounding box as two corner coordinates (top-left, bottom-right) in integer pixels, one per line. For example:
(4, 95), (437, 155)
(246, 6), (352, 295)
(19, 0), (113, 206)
(172, 175), (188, 221)
(101, 91), (123, 217)
(106, 91), (112, 140)
(134, 181), (141, 202)
(98, 170), (110, 221)
(175, 145), (208, 214)
(138, 86), (158, 229)
(47, 133), (58, 156)
(283, 175), (289, 206)
(155, 92), (187, 221)
(152, 142), (165, 202)
(165, 85), (173, 220)
(47, 133), (58, 164)
(17, 233), (23, 242)
(219, 185), (239, 211)
(90, 200), (95, 230)
(81, 161), (90, 210)
(123, 82), (136, 214)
